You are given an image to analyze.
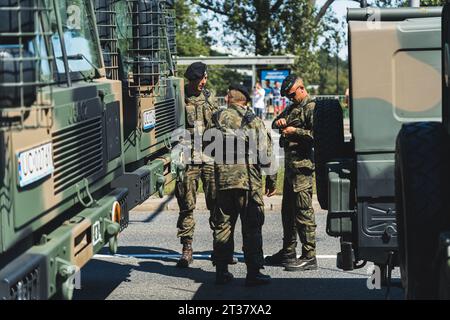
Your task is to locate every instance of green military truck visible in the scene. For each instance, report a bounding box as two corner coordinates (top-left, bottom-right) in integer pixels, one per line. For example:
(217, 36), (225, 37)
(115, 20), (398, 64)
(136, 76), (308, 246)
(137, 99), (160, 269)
(94, 0), (184, 210)
(395, 1), (450, 300)
(0, 0), (182, 300)
(314, 5), (442, 282)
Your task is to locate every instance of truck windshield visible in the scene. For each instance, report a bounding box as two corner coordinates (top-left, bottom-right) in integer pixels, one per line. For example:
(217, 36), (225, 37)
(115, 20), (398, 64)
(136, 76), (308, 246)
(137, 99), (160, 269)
(51, 0), (101, 79)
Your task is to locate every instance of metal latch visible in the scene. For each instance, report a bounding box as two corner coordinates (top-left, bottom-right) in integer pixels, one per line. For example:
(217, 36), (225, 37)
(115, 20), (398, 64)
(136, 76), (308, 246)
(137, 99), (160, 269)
(76, 178), (95, 208)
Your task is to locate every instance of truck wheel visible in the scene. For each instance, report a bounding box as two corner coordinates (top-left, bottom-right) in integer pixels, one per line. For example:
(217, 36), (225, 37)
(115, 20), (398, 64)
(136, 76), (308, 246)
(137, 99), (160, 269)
(313, 99), (346, 210)
(395, 122), (450, 299)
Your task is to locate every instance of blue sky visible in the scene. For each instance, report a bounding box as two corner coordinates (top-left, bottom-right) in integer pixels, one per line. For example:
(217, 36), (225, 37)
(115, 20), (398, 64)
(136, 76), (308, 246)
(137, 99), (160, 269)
(209, 0), (363, 60)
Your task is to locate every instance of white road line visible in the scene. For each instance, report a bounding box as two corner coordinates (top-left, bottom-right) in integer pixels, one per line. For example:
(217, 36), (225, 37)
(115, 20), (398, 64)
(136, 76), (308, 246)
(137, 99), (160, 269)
(94, 254), (337, 260)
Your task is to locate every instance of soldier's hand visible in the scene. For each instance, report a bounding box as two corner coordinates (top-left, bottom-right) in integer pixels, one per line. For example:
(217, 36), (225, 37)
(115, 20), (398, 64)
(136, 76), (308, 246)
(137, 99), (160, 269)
(282, 126), (296, 136)
(275, 118), (287, 128)
(266, 187), (277, 197)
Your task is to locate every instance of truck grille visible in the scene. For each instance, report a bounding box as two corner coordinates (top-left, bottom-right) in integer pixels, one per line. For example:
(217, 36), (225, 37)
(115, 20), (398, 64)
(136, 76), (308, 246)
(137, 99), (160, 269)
(9, 267), (40, 300)
(155, 98), (176, 139)
(52, 117), (104, 194)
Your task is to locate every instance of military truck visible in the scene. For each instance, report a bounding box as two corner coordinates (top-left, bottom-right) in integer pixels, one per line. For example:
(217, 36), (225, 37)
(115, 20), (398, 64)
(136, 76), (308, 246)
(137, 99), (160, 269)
(395, 1), (450, 300)
(94, 0), (185, 211)
(314, 6), (442, 282)
(0, 0), (182, 300)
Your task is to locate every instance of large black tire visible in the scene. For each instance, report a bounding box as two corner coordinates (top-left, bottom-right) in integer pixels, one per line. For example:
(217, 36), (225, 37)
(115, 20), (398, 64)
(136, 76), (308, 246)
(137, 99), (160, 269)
(313, 99), (346, 210)
(395, 122), (450, 299)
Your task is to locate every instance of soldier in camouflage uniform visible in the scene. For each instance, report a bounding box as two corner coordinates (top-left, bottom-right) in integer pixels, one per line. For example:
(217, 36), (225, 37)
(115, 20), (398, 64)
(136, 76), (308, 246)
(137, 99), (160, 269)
(265, 75), (318, 272)
(175, 62), (219, 268)
(212, 84), (277, 286)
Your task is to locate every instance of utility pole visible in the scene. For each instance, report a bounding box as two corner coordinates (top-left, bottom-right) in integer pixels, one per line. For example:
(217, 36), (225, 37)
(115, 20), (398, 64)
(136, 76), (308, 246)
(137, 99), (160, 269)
(335, 32), (340, 95)
(409, 0), (420, 7)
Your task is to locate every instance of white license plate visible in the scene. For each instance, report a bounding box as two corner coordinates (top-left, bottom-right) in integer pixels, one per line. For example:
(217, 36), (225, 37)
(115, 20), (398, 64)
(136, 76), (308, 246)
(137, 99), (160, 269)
(17, 142), (54, 187)
(92, 221), (102, 246)
(143, 109), (156, 131)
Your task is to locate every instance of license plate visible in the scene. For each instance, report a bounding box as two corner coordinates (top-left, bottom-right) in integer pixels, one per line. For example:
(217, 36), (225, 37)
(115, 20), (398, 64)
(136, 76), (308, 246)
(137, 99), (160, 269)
(92, 221), (102, 246)
(143, 109), (156, 131)
(17, 142), (54, 187)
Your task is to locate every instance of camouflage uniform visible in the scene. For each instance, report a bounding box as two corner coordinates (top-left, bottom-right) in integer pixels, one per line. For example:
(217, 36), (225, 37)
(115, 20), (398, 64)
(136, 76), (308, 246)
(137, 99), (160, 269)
(175, 88), (218, 243)
(212, 104), (276, 270)
(272, 95), (316, 258)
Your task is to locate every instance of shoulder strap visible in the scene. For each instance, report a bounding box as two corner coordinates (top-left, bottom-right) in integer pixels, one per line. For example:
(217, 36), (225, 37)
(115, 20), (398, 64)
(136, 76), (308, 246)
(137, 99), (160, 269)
(202, 89), (211, 104)
(240, 108), (257, 129)
(212, 109), (224, 130)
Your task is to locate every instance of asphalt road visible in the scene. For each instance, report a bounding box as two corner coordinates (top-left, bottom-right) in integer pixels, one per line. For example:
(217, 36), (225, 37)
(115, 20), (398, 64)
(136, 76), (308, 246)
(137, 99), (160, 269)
(74, 199), (403, 300)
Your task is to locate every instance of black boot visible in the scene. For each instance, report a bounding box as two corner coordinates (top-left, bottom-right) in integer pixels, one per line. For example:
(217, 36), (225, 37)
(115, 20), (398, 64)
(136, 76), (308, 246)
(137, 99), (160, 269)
(216, 264), (234, 285)
(245, 268), (271, 287)
(176, 240), (194, 268)
(264, 249), (296, 267)
(284, 256), (318, 272)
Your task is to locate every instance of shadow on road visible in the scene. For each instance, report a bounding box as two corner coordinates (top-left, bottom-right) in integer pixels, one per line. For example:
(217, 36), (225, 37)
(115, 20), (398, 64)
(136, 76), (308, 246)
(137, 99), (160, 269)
(74, 248), (404, 300)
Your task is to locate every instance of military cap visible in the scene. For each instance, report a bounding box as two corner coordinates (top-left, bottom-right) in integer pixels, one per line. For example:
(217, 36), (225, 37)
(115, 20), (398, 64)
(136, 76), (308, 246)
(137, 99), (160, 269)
(228, 83), (251, 102)
(281, 74), (299, 97)
(184, 62), (207, 81)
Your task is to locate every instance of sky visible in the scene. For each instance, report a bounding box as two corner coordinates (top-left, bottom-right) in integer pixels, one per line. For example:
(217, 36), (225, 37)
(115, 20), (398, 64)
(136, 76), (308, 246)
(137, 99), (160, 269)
(209, 0), (363, 60)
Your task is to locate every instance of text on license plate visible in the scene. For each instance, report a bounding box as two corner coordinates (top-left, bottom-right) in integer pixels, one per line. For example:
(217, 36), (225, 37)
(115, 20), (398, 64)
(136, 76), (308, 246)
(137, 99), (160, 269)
(17, 142), (54, 187)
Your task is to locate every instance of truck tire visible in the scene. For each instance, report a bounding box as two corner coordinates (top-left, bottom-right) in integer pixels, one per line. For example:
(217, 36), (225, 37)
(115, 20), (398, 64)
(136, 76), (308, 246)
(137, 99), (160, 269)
(313, 99), (345, 210)
(395, 122), (450, 299)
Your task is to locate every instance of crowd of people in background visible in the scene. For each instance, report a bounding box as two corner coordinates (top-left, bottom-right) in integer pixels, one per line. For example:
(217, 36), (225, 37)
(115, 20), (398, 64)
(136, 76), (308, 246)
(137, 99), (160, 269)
(252, 80), (289, 120)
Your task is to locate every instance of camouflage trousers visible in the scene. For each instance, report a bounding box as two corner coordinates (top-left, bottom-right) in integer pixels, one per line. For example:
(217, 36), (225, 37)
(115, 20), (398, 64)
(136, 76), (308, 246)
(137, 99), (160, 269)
(281, 175), (316, 258)
(175, 164), (216, 244)
(212, 189), (265, 269)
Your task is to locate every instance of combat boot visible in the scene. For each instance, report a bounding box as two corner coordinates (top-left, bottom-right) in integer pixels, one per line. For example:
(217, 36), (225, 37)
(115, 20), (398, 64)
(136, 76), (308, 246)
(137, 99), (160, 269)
(284, 256), (318, 272)
(215, 264), (234, 285)
(264, 249), (296, 267)
(177, 241), (194, 268)
(245, 268), (271, 287)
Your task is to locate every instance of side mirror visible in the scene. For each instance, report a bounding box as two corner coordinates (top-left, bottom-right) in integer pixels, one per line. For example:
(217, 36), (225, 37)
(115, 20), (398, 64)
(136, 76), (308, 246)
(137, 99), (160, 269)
(0, 48), (37, 107)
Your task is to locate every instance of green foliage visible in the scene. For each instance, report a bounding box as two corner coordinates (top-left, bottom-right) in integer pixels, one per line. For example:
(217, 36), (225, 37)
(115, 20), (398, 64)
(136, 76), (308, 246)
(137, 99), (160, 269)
(317, 51), (349, 95)
(189, 0), (346, 89)
(174, 0), (210, 56)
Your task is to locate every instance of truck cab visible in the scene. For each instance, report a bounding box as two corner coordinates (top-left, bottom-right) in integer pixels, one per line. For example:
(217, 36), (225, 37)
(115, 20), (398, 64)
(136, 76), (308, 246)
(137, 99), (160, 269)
(395, 0), (450, 299)
(94, 0), (185, 211)
(0, 0), (162, 299)
(314, 7), (442, 281)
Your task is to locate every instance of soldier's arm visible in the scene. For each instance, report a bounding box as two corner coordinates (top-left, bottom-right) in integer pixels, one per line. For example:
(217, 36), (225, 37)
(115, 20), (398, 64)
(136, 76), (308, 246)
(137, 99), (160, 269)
(288, 103), (314, 143)
(271, 109), (287, 129)
(260, 124), (278, 193)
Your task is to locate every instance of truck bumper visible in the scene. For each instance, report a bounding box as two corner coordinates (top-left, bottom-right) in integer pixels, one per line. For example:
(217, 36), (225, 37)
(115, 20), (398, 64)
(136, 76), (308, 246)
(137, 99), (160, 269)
(0, 188), (128, 300)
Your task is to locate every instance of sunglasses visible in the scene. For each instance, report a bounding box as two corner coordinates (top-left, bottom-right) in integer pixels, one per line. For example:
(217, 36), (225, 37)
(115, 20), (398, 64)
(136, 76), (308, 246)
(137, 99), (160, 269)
(286, 86), (301, 100)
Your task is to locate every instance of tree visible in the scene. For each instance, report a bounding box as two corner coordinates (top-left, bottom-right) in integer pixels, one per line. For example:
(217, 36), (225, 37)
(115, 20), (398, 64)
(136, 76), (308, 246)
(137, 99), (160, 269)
(174, 0), (210, 56)
(192, 0), (324, 56)
(190, 0), (346, 85)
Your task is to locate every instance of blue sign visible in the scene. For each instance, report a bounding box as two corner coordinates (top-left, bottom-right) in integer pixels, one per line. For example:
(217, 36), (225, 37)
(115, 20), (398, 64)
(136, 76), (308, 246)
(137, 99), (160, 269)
(260, 69), (290, 85)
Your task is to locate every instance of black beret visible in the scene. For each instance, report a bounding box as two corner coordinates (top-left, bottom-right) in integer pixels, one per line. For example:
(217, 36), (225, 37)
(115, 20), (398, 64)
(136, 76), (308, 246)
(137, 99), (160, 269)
(184, 62), (207, 81)
(229, 83), (251, 103)
(281, 74), (298, 97)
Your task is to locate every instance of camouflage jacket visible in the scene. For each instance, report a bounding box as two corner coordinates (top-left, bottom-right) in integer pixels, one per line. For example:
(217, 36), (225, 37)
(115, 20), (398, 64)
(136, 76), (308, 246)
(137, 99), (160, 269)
(214, 104), (277, 193)
(184, 87), (219, 163)
(272, 95), (315, 192)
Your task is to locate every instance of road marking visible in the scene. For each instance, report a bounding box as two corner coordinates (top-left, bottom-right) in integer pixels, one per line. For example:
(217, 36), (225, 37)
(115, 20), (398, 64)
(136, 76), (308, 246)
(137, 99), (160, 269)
(94, 254), (337, 260)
